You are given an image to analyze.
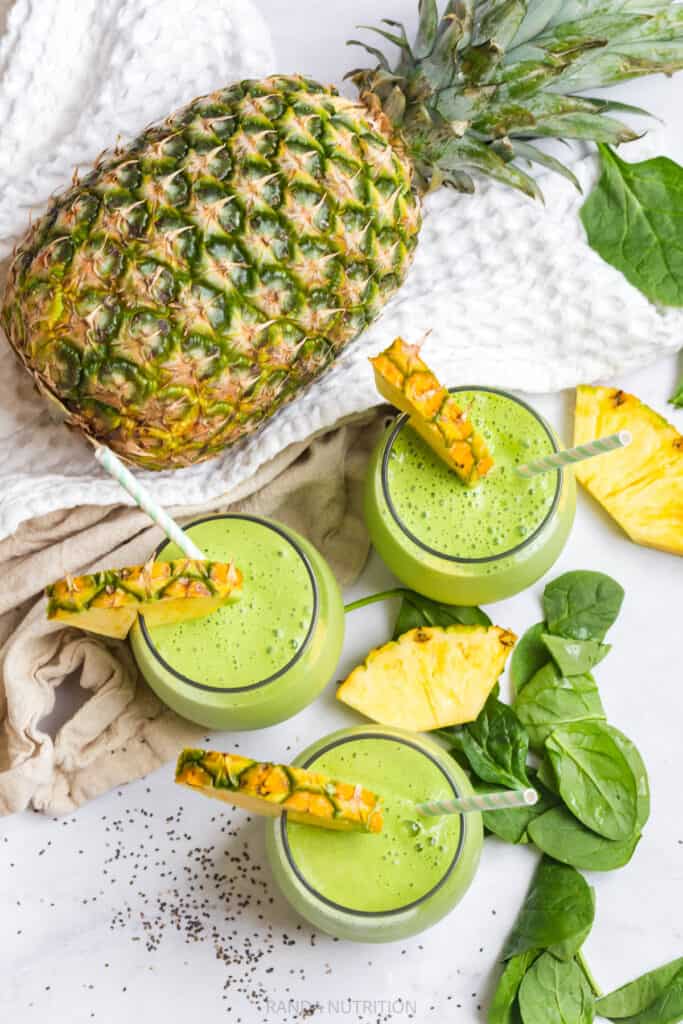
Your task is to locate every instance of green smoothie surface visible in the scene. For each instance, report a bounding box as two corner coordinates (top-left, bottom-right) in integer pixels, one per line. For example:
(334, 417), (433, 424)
(386, 389), (558, 559)
(285, 737), (462, 913)
(144, 516), (316, 689)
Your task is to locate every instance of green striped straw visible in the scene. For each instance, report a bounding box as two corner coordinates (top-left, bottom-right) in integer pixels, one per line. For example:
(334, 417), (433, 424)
(94, 445), (206, 560)
(416, 787), (538, 817)
(516, 431), (632, 478)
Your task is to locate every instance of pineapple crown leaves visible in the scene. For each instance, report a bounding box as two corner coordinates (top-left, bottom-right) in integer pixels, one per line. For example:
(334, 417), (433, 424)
(347, 0), (683, 198)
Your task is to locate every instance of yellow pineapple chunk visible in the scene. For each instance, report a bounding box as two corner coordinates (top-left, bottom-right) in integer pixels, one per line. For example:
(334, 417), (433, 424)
(46, 559), (243, 639)
(574, 386), (683, 556)
(175, 749), (384, 833)
(337, 625), (516, 731)
(370, 337), (494, 485)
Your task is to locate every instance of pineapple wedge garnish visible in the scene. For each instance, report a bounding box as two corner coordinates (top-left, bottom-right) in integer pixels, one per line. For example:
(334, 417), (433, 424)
(371, 337), (494, 485)
(46, 559), (243, 639)
(337, 625), (516, 731)
(176, 748), (384, 833)
(574, 386), (683, 556)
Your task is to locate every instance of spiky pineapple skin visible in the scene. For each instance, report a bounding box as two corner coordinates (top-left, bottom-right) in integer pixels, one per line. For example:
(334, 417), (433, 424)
(2, 76), (420, 469)
(46, 558), (242, 638)
(371, 337), (494, 485)
(176, 748), (384, 832)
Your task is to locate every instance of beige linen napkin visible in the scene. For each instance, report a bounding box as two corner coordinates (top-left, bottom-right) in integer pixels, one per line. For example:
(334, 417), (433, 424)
(0, 410), (388, 816)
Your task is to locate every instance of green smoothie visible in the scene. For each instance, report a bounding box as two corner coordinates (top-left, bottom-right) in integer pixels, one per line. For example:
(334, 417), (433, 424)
(266, 727), (483, 941)
(130, 515), (345, 730)
(386, 389), (557, 559)
(285, 736), (462, 913)
(364, 388), (576, 605)
(148, 516), (315, 689)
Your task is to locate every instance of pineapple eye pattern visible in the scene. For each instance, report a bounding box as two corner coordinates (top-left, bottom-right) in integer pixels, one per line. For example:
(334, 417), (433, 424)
(2, 76), (420, 468)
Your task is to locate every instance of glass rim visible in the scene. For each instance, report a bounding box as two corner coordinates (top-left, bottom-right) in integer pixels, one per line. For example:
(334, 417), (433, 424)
(381, 385), (564, 565)
(280, 731), (466, 919)
(137, 513), (319, 694)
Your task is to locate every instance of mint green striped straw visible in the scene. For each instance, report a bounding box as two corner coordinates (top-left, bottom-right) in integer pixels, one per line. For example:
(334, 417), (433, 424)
(416, 787), (538, 817)
(94, 445), (206, 560)
(516, 431), (632, 478)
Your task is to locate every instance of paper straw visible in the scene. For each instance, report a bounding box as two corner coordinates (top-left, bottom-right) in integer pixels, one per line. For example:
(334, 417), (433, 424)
(515, 431), (632, 478)
(94, 445), (206, 560)
(416, 788), (538, 817)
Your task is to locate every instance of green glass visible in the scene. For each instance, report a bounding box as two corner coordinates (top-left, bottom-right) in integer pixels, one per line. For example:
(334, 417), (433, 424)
(266, 726), (483, 942)
(130, 514), (344, 730)
(365, 388), (576, 605)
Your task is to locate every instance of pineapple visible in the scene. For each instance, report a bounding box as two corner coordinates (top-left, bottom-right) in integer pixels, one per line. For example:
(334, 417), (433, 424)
(47, 558), (242, 639)
(371, 337), (493, 484)
(176, 748), (384, 833)
(337, 624), (516, 731)
(3, 6), (683, 469)
(574, 385), (683, 556)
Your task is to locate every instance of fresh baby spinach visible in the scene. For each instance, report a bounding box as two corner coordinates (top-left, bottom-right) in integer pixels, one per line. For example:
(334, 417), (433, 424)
(502, 858), (595, 960)
(392, 590), (491, 638)
(596, 958), (683, 1021)
(580, 145), (683, 308)
(609, 725), (651, 832)
(543, 570), (624, 642)
(544, 721), (638, 841)
(514, 664), (605, 749)
(541, 633), (611, 677)
(509, 621), (548, 696)
(527, 805), (640, 872)
(518, 952), (594, 1024)
(489, 950), (539, 1024)
(476, 772), (558, 845)
(449, 692), (530, 790)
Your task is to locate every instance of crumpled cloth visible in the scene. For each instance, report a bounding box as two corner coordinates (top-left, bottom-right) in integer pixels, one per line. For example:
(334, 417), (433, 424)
(1, 1), (682, 542)
(0, 409), (388, 815)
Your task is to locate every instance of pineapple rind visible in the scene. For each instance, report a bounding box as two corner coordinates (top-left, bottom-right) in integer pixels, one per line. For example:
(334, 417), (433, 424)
(337, 624), (516, 731)
(46, 559), (242, 638)
(2, 77), (420, 470)
(175, 748), (384, 833)
(371, 338), (494, 486)
(574, 385), (683, 556)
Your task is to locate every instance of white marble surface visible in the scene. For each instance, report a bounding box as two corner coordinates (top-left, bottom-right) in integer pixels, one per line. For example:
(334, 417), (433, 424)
(2, 3), (683, 1023)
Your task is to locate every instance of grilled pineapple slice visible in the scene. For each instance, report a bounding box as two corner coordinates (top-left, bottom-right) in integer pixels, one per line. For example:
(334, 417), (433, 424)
(176, 749), (383, 833)
(47, 559), (242, 639)
(337, 624), (516, 731)
(574, 386), (682, 556)
(371, 338), (494, 485)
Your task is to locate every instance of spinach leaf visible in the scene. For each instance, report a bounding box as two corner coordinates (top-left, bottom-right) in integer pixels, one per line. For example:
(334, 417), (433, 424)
(475, 772), (559, 845)
(393, 590), (490, 639)
(515, 664), (605, 749)
(596, 959), (683, 1020)
(528, 805), (640, 871)
(536, 755), (559, 795)
(518, 952), (594, 1024)
(672, 379), (683, 409)
(449, 692), (530, 790)
(609, 726), (651, 832)
(544, 722), (638, 841)
(541, 633), (611, 677)
(489, 950), (539, 1024)
(502, 858), (595, 960)
(580, 145), (683, 308)
(510, 621), (548, 696)
(543, 571), (624, 642)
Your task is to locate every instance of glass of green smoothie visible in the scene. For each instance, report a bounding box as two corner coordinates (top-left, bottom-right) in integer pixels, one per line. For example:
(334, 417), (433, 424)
(130, 514), (344, 730)
(365, 387), (576, 605)
(266, 725), (483, 942)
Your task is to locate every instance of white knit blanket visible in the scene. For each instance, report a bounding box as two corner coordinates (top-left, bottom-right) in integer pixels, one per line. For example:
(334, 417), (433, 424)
(0, 0), (681, 541)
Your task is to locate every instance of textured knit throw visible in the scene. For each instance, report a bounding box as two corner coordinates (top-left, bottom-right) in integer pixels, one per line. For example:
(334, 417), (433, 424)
(0, 0), (682, 541)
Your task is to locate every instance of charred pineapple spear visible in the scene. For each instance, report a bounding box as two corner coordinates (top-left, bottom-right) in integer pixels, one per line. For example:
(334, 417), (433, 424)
(4, 3), (683, 469)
